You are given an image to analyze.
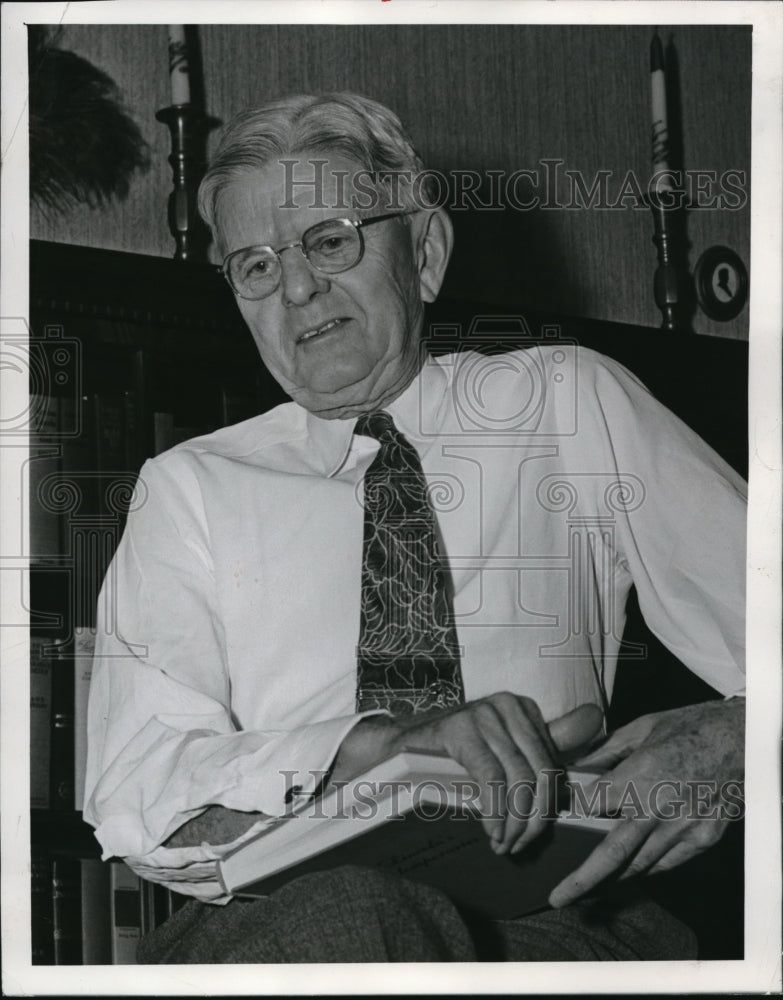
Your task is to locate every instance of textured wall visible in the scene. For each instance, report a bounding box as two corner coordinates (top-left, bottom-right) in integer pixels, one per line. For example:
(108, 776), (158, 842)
(30, 23), (751, 339)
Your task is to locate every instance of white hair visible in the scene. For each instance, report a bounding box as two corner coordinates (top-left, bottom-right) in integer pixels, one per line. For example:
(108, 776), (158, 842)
(198, 92), (435, 236)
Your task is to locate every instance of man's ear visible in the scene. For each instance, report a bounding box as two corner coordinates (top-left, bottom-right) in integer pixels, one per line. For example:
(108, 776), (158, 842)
(414, 209), (454, 303)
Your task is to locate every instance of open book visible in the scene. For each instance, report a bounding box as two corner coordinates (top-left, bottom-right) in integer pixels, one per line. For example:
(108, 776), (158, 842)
(217, 750), (615, 920)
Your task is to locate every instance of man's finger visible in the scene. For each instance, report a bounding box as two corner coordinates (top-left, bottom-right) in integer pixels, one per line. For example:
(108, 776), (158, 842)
(571, 713), (656, 770)
(547, 703), (605, 761)
(494, 706), (557, 852)
(646, 838), (705, 875)
(547, 816), (652, 908)
(443, 717), (513, 845)
(615, 821), (686, 879)
(500, 702), (603, 854)
(479, 703), (546, 851)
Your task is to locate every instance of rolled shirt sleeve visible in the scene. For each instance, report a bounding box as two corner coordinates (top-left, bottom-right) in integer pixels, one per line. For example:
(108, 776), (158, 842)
(83, 456), (380, 902)
(574, 350), (746, 696)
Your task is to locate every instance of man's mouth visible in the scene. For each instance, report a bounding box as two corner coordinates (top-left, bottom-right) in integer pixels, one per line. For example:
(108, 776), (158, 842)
(297, 318), (349, 344)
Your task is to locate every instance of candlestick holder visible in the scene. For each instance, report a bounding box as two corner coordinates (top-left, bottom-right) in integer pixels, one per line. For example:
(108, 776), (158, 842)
(155, 104), (209, 262)
(647, 188), (690, 334)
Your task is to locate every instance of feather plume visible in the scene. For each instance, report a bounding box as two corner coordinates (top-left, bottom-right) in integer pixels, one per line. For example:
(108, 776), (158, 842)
(29, 26), (150, 213)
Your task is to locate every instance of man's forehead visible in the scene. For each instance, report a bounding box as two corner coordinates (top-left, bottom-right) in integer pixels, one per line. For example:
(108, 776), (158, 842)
(215, 154), (399, 251)
(223, 154), (374, 213)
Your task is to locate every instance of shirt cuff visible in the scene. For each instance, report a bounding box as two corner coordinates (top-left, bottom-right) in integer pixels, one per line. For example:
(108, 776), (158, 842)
(122, 817), (271, 904)
(245, 709), (390, 816)
(91, 709), (389, 871)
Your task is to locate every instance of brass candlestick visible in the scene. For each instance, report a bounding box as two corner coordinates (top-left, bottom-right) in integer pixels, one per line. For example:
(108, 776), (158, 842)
(648, 187), (690, 334)
(650, 191), (677, 332)
(155, 104), (208, 262)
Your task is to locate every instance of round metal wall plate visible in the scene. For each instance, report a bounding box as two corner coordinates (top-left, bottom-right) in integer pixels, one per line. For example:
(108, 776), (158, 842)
(694, 245), (749, 322)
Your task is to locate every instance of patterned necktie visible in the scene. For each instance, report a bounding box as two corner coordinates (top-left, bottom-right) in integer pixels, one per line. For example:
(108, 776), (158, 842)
(355, 411), (464, 715)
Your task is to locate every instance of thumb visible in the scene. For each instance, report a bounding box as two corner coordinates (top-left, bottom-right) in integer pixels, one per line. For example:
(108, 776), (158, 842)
(547, 704), (605, 762)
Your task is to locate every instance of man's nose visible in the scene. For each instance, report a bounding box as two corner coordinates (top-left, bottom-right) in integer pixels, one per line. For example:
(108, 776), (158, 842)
(279, 246), (330, 306)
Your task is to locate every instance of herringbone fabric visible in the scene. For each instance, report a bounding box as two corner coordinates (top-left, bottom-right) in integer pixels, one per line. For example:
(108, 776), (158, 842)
(354, 411), (464, 715)
(137, 866), (698, 963)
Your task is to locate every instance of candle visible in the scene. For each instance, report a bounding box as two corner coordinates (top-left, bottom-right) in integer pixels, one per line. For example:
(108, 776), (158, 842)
(168, 25), (191, 106)
(650, 32), (672, 191)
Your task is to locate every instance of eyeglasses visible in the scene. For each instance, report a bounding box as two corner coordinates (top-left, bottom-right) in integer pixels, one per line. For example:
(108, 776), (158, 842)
(222, 211), (415, 301)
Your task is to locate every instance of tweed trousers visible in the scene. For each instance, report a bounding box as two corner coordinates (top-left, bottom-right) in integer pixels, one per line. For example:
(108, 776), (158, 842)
(137, 865), (697, 963)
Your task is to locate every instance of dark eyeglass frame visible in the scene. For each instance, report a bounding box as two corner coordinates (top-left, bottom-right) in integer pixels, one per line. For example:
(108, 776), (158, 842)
(221, 210), (416, 300)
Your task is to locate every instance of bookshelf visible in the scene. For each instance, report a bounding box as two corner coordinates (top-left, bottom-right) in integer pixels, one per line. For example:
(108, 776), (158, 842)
(28, 240), (289, 963)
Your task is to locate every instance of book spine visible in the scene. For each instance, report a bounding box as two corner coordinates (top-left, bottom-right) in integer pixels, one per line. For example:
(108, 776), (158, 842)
(73, 626), (96, 812)
(221, 383), (260, 426)
(153, 412), (175, 456)
(140, 880), (156, 939)
(50, 640), (74, 811)
(170, 888), (188, 916)
(28, 394), (61, 557)
(110, 862), (142, 964)
(92, 391), (128, 531)
(59, 394), (96, 538)
(52, 858), (82, 964)
(171, 424), (204, 446)
(123, 389), (139, 472)
(80, 859), (112, 965)
(30, 637), (52, 809)
(93, 393), (126, 474)
(31, 853), (54, 965)
(150, 883), (187, 928)
(151, 883), (172, 927)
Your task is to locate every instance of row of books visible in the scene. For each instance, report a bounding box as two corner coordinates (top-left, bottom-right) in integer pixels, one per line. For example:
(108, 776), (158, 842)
(28, 377), (261, 964)
(154, 383), (261, 454)
(29, 386), (258, 560)
(28, 391), (139, 559)
(30, 629), (95, 812)
(31, 855), (185, 965)
(28, 384), (225, 809)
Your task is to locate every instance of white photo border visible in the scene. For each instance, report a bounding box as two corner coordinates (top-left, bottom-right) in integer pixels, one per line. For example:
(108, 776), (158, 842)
(2, 1), (780, 994)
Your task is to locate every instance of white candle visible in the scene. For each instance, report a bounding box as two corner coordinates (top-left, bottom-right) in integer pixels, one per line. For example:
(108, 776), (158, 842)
(168, 25), (191, 106)
(650, 32), (671, 186)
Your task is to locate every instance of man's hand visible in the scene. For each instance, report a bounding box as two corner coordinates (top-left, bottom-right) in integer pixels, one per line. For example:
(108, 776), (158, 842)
(548, 697), (745, 908)
(331, 694), (604, 855)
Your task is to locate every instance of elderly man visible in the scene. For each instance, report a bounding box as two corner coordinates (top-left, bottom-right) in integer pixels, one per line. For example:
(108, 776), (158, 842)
(85, 93), (745, 963)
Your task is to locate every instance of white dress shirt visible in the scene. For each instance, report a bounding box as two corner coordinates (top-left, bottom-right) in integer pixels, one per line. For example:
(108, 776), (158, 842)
(84, 346), (746, 902)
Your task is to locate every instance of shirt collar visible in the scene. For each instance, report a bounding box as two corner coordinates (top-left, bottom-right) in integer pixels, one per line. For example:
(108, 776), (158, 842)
(304, 352), (452, 477)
